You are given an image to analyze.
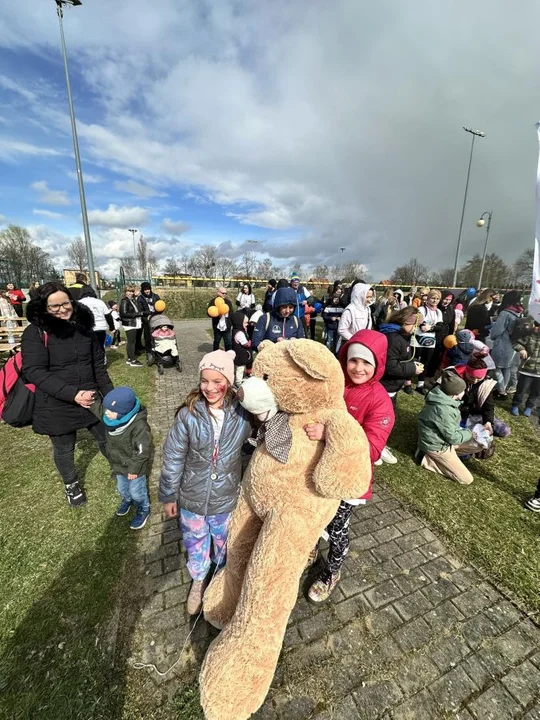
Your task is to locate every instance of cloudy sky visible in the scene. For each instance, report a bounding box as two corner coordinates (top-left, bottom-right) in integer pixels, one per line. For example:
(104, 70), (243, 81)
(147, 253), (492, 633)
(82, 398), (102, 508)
(1, 0), (539, 280)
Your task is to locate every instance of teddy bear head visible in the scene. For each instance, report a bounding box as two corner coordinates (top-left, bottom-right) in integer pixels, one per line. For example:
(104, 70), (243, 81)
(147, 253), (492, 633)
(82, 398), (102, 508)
(247, 339), (345, 415)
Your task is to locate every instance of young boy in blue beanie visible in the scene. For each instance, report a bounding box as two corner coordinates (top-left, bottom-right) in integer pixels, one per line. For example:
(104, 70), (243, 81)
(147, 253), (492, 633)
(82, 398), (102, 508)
(92, 386), (151, 529)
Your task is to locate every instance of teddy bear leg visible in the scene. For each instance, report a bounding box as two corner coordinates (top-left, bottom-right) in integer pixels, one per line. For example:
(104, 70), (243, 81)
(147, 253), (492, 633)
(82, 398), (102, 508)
(199, 512), (319, 720)
(203, 490), (262, 629)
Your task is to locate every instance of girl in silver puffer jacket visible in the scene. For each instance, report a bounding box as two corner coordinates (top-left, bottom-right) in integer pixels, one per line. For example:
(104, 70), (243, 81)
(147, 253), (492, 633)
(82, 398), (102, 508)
(159, 350), (252, 614)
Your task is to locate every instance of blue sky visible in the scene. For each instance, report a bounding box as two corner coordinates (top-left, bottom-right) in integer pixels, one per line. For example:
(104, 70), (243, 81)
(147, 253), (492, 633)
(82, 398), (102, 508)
(1, 0), (540, 281)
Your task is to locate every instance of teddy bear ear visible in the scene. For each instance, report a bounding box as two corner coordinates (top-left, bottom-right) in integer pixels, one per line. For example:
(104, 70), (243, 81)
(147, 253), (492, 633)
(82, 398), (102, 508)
(258, 340), (273, 352)
(285, 340), (330, 380)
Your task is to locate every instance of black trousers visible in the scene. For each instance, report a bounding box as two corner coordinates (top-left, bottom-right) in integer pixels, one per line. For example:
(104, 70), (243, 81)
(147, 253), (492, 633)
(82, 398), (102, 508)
(326, 501), (355, 575)
(125, 328), (138, 362)
(13, 304), (23, 326)
(50, 422), (108, 485)
(417, 347), (435, 382)
(94, 330), (106, 347)
(213, 328), (232, 351)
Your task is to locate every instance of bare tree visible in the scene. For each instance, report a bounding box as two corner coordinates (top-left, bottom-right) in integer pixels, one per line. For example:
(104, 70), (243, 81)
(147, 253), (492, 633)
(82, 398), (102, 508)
(66, 237), (87, 271)
(163, 257), (181, 276)
(312, 264), (329, 280)
(239, 251), (257, 279)
(0, 225), (57, 286)
(191, 245), (219, 277)
(513, 248), (534, 286)
(147, 250), (159, 279)
(255, 257), (273, 279)
(390, 258), (430, 286)
(121, 255), (137, 279)
(137, 236), (148, 278)
(429, 267), (454, 287)
(215, 257), (238, 282)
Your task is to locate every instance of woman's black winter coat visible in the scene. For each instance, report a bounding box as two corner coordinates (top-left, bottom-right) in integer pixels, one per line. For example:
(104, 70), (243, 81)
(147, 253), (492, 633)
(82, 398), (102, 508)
(465, 303), (491, 341)
(22, 301), (114, 436)
(380, 330), (417, 393)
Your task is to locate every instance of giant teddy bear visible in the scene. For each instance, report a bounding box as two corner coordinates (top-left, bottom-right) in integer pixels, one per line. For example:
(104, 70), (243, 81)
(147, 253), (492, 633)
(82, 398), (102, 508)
(199, 339), (372, 720)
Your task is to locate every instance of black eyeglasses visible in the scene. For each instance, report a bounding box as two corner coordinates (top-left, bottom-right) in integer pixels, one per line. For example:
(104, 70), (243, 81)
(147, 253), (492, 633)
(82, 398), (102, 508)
(47, 300), (72, 313)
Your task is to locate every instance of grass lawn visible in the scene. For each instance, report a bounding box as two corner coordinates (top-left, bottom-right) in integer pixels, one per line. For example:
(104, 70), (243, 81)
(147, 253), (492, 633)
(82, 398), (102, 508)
(0, 349), (154, 720)
(380, 391), (540, 617)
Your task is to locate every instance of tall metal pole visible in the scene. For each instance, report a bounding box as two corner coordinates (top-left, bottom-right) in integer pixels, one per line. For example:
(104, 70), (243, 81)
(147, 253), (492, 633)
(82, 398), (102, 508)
(452, 127), (485, 287)
(477, 211), (493, 289)
(129, 228), (138, 259)
(56, 2), (97, 292)
(340, 247), (346, 280)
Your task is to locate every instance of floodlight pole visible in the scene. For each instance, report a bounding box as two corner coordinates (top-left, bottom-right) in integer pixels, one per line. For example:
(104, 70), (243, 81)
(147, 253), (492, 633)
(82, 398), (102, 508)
(476, 211), (493, 290)
(55, 0), (97, 292)
(452, 126), (485, 287)
(340, 247), (346, 280)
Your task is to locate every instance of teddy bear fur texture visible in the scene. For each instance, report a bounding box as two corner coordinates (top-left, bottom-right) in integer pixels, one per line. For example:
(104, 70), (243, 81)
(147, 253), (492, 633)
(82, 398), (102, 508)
(199, 339), (372, 720)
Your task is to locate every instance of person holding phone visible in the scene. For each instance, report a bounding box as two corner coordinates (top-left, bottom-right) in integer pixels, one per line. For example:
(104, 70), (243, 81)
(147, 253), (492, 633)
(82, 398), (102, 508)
(22, 282), (114, 507)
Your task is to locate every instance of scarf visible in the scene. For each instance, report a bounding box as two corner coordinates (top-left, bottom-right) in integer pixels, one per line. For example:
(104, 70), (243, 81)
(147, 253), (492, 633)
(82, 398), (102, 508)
(256, 411), (292, 464)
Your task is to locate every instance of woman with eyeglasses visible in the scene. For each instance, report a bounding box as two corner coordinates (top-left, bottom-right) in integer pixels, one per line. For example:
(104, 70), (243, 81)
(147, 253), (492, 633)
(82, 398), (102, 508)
(21, 282), (114, 507)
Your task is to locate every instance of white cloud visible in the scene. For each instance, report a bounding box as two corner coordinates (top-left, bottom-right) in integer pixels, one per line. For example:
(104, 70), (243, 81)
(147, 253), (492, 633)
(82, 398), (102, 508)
(114, 180), (167, 198)
(2, 1), (540, 276)
(0, 140), (62, 162)
(32, 209), (64, 219)
(31, 180), (70, 206)
(162, 218), (190, 234)
(87, 204), (150, 227)
(68, 170), (103, 184)
(0, 214), (7, 225)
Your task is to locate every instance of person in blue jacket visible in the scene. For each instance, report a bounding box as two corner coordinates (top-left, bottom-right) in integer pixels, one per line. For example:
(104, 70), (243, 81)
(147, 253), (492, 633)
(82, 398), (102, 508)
(290, 274), (313, 331)
(251, 287), (305, 350)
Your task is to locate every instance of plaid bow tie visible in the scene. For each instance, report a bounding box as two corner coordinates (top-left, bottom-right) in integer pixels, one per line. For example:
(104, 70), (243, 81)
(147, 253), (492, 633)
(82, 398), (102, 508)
(256, 411), (292, 464)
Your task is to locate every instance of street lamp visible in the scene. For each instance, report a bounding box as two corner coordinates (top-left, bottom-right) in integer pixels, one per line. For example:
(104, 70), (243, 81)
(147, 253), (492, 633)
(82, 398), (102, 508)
(128, 228), (138, 258)
(339, 247), (346, 280)
(453, 126), (486, 287)
(475, 211), (493, 289)
(54, 0), (97, 292)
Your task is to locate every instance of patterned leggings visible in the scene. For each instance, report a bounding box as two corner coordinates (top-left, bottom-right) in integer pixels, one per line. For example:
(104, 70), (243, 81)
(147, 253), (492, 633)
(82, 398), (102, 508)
(179, 509), (231, 581)
(326, 501), (355, 575)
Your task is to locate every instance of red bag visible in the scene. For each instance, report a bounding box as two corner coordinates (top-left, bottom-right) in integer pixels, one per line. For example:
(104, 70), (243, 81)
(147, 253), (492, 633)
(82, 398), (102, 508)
(0, 332), (47, 427)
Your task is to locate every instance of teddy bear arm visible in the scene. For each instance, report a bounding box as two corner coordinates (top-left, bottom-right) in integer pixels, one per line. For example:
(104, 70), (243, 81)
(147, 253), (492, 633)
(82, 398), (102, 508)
(312, 412), (371, 499)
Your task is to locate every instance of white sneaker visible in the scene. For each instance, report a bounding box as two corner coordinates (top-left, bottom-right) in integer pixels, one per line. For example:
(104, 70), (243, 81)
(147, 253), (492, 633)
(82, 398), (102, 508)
(381, 446), (398, 464)
(374, 458), (383, 466)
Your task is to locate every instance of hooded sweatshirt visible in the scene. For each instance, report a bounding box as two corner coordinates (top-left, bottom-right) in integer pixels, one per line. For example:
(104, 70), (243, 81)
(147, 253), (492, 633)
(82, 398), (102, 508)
(339, 329), (395, 500)
(338, 283), (373, 347)
(251, 287), (305, 349)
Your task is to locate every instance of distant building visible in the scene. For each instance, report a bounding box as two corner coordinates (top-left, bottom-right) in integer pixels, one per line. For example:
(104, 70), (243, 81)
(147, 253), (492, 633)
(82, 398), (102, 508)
(63, 269), (102, 288)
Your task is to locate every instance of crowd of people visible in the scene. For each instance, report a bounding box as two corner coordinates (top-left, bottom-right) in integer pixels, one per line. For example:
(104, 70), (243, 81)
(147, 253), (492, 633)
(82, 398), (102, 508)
(3, 272), (538, 611)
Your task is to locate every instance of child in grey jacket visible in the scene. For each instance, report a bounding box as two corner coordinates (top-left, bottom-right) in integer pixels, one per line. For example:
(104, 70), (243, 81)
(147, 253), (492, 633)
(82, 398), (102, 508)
(159, 350), (252, 615)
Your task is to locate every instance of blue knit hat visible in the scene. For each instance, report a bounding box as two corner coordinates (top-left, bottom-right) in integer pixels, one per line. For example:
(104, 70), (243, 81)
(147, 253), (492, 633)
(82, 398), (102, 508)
(103, 386), (137, 417)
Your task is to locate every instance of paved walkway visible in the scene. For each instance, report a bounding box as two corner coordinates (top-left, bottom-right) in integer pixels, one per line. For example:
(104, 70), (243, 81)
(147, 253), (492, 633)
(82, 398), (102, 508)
(130, 319), (540, 719)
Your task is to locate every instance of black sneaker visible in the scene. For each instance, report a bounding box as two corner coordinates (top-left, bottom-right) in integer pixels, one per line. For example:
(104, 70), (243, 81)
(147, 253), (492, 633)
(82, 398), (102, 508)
(129, 360), (143, 367)
(65, 481), (87, 507)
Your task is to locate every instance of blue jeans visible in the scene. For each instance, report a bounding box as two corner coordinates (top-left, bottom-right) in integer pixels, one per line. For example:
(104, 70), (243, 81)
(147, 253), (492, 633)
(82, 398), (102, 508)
(116, 474), (150, 512)
(325, 327), (337, 354)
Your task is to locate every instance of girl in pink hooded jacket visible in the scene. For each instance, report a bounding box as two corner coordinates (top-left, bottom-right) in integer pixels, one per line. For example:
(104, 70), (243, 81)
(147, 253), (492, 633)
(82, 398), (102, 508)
(306, 329), (395, 602)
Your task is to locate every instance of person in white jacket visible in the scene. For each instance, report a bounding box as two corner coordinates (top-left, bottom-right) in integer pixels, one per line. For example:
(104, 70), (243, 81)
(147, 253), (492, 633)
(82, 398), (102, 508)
(337, 283), (375, 350)
(78, 288), (115, 349)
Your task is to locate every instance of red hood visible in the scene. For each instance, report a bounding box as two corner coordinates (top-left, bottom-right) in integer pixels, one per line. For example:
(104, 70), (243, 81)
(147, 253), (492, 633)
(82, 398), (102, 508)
(339, 329), (388, 387)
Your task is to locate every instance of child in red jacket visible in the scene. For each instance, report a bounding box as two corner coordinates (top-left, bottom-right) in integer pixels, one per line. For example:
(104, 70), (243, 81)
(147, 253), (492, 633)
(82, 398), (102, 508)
(305, 329), (395, 602)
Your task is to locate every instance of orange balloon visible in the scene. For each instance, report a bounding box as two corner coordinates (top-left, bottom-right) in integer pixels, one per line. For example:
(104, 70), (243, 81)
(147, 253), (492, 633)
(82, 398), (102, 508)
(154, 300), (166, 313)
(444, 334), (457, 349)
(218, 304), (229, 316)
(215, 297), (225, 307)
(208, 306), (219, 318)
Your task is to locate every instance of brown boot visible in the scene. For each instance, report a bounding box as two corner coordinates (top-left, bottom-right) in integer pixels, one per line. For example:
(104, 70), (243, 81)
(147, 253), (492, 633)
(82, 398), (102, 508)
(187, 579), (205, 615)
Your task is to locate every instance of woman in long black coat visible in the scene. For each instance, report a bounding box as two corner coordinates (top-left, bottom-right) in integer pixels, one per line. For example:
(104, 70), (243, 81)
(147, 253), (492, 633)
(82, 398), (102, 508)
(22, 282), (114, 507)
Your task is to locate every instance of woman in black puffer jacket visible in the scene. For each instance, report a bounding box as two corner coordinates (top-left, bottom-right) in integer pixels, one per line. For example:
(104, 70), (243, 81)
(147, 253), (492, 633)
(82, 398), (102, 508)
(22, 282), (114, 507)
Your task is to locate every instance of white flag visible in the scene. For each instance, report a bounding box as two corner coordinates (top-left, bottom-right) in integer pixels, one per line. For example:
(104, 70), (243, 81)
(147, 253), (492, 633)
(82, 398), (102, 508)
(531, 123), (540, 322)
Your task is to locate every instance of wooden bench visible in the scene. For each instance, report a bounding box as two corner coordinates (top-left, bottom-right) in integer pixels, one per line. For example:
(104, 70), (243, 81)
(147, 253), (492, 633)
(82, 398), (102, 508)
(0, 316), (28, 355)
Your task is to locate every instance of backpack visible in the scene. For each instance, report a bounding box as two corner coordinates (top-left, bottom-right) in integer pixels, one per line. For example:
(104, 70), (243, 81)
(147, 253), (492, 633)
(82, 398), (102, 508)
(510, 316), (534, 344)
(0, 332), (47, 428)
